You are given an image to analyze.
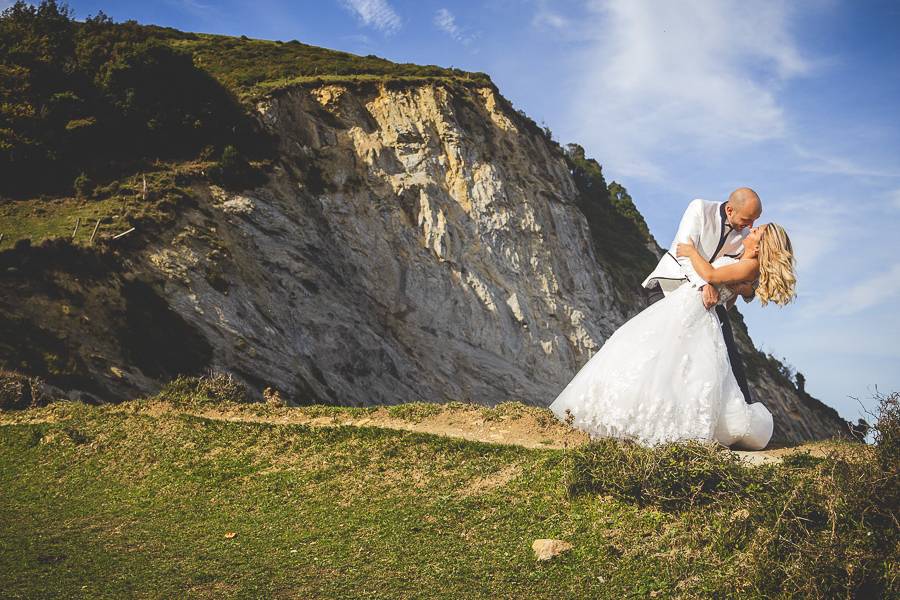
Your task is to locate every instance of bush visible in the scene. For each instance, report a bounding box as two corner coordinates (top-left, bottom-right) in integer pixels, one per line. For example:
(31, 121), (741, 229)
(566, 437), (754, 510)
(0, 369), (57, 410)
(155, 370), (254, 408)
(206, 144), (262, 190)
(872, 390), (899, 473)
(73, 171), (94, 197)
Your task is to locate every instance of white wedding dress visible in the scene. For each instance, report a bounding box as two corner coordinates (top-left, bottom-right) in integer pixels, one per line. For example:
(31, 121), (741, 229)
(549, 257), (773, 450)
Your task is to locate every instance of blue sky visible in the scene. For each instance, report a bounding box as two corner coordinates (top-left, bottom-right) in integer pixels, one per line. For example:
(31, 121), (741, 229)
(26, 0), (899, 423)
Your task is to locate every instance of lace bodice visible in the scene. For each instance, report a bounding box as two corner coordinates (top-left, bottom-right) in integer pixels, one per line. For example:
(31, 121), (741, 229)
(710, 256), (740, 306)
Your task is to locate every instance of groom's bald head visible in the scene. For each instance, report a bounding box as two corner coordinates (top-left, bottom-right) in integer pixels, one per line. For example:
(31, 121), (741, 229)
(725, 187), (762, 230)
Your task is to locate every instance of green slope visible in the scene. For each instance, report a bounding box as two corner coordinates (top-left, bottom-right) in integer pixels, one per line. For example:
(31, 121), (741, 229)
(1, 380), (897, 598)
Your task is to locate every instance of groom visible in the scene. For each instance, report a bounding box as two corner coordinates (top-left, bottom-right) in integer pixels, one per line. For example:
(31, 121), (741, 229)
(641, 188), (762, 404)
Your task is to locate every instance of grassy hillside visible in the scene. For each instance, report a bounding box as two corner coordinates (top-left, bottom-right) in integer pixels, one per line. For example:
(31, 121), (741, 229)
(167, 32), (492, 103)
(0, 1), (490, 200)
(1, 375), (897, 598)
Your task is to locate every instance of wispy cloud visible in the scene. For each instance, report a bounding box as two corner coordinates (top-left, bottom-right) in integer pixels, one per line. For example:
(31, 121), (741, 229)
(561, 0), (813, 180)
(166, 0), (212, 15)
(434, 8), (477, 46)
(792, 144), (900, 178)
(806, 262), (900, 317)
(531, 2), (570, 30)
(769, 194), (860, 273)
(890, 188), (900, 210)
(337, 0), (402, 35)
(340, 33), (373, 46)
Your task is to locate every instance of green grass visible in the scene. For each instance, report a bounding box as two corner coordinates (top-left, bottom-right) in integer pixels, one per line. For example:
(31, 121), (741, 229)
(0, 403), (655, 598)
(0, 163), (203, 251)
(0, 196), (130, 251)
(3, 392), (896, 599)
(0, 401), (736, 599)
(168, 33), (493, 103)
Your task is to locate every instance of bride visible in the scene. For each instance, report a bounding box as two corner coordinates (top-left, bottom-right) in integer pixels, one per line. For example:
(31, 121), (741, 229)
(549, 222), (797, 450)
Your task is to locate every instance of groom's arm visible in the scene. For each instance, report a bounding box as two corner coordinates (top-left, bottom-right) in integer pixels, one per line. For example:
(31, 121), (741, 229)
(672, 200), (709, 289)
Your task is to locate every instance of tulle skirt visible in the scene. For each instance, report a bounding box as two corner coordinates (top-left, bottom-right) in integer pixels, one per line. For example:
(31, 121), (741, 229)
(549, 284), (773, 450)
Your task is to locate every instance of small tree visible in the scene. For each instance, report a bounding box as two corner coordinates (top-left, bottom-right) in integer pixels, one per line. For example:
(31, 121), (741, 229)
(207, 144), (257, 190)
(795, 372), (806, 394)
(73, 171), (94, 198)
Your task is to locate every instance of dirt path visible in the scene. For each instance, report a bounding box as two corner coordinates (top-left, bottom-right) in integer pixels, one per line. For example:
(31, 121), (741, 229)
(2, 400), (842, 465)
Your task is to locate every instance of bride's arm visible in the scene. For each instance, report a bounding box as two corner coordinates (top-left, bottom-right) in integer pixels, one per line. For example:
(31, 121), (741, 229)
(675, 242), (759, 284)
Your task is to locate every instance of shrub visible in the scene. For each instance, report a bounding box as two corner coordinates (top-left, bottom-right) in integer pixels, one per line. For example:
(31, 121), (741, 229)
(566, 437), (754, 510)
(0, 369), (57, 410)
(206, 144), (261, 190)
(872, 390), (899, 474)
(155, 369), (254, 408)
(73, 171), (94, 197)
(0, 1), (261, 197)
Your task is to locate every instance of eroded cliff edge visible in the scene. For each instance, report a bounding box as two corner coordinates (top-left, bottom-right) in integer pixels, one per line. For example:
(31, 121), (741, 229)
(1, 79), (851, 445)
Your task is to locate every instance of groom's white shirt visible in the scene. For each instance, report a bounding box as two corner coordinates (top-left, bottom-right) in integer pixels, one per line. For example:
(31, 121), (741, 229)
(641, 199), (749, 296)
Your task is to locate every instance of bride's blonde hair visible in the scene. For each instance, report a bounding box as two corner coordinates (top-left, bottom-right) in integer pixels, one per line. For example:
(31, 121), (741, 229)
(756, 223), (797, 306)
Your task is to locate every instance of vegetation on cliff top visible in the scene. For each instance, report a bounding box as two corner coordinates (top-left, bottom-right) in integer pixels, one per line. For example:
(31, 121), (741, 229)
(0, 1), (269, 198)
(0, 1), (490, 200)
(168, 30), (493, 103)
(563, 142), (659, 294)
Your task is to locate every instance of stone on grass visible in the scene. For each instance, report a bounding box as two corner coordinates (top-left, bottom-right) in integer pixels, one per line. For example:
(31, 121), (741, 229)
(532, 538), (573, 561)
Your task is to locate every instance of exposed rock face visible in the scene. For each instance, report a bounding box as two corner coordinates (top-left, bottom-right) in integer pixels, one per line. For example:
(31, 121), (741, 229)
(141, 81), (632, 409)
(2, 79), (852, 445)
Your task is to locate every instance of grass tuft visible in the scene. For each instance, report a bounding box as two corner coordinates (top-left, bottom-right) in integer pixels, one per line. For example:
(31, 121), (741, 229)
(153, 370), (256, 408)
(566, 437), (752, 511)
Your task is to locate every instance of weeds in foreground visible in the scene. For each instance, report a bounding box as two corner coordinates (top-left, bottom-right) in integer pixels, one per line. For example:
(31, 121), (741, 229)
(566, 391), (900, 598)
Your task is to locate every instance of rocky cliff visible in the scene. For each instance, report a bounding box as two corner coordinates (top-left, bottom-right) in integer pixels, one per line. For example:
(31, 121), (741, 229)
(0, 77), (852, 445)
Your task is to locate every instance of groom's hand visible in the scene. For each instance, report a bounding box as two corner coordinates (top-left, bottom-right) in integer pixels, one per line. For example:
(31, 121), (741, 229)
(701, 284), (719, 309)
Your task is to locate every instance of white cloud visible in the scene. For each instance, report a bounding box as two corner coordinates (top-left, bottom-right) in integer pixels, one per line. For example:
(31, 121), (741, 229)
(337, 0), (402, 34)
(562, 0), (813, 180)
(531, 2), (570, 30)
(434, 8), (476, 46)
(165, 0), (212, 14)
(769, 193), (859, 272)
(806, 262), (900, 317)
(341, 33), (373, 46)
(792, 144), (900, 178)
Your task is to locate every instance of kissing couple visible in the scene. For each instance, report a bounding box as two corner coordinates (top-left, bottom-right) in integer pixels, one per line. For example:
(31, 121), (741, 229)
(549, 188), (797, 450)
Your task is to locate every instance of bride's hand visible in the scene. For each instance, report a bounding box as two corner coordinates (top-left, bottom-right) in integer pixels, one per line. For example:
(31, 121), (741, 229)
(676, 241), (697, 257)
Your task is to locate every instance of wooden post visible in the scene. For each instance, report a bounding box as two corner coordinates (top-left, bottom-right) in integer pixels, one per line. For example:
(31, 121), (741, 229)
(0, 233), (4, 245)
(72, 217), (81, 240)
(112, 227), (135, 240)
(89, 218), (101, 245)
(142, 175), (147, 201)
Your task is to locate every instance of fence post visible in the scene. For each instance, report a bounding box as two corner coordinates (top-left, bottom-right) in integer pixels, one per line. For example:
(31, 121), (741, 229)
(89, 218), (101, 245)
(112, 227), (135, 240)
